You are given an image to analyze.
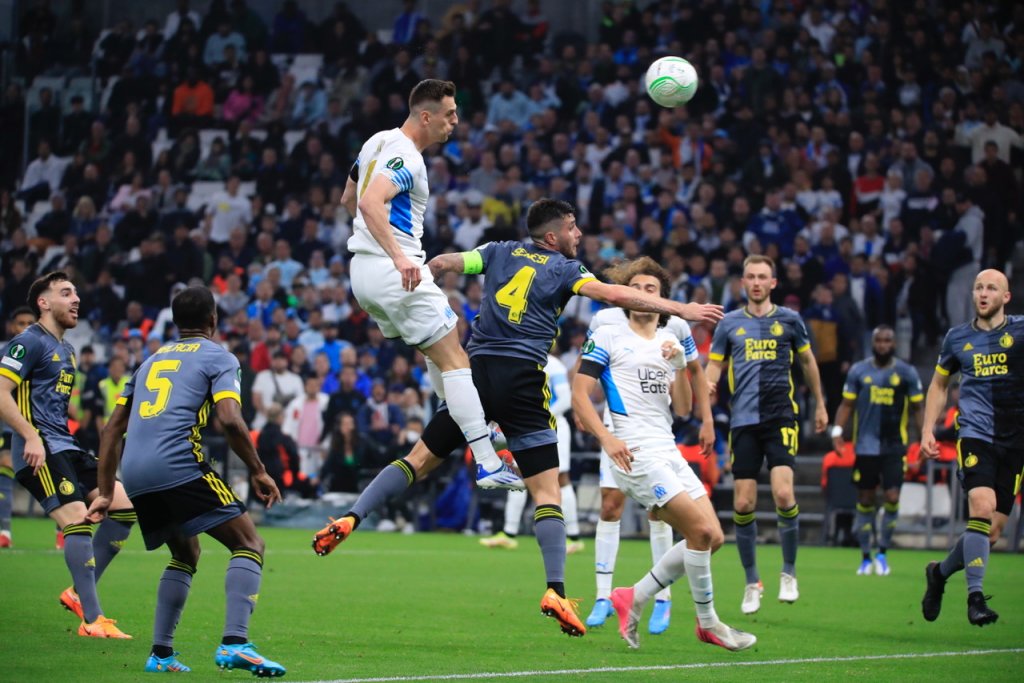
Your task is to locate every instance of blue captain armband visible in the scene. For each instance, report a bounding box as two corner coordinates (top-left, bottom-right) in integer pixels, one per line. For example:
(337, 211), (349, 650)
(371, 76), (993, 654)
(461, 250), (484, 275)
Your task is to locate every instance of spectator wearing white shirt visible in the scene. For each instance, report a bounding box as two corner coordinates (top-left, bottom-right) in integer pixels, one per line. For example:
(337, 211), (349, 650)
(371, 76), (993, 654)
(17, 140), (68, 206)
(959, 107), (1023, 164)
(252, 350), (304, 430)
(852, 214), (886, 259)
(452, 192), (492, 251)
(204, 174), (251, 247)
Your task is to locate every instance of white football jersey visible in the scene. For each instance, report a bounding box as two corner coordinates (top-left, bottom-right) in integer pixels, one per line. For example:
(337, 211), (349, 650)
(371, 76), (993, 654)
(347, 128), (429, 259)
(586, 307), (699, 430)
(544, 354), (571, 418)
(581, 324), (696, 453)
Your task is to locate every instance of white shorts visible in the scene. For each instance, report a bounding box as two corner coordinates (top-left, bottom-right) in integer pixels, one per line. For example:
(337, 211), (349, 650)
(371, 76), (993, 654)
(556, 415), (570, 473)
(610, 449), (706, 510)
(349, 253), (458, 347)
(598, 450), (619, 489)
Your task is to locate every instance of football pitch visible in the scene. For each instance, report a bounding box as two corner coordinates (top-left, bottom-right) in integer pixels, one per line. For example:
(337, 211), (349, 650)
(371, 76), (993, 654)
(1, 517), (1021, 682)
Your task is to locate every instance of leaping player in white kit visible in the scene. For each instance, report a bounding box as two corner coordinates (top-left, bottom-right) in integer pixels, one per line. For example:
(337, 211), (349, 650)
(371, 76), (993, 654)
(340, 79), (521, 490)
(572, 257), (756, 652)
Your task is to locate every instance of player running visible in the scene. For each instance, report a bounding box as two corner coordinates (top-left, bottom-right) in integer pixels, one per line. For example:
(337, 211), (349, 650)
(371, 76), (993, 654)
(0, 272), (134, 638)
(580, 303), (695, 635)
(920, 269), (1023, 626)
(88, 287), (285, 675)
(312, 199), (724, 638)
(705, 255), (828, 614)
(479, 352), (585, 554)
(341, 78), (520, 491)
(832, 325), (924, 575)
(572, 256), (755, 652)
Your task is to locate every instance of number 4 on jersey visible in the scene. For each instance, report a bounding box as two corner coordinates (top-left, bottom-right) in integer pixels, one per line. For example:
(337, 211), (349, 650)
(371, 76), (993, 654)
(495, 266), (537, 324)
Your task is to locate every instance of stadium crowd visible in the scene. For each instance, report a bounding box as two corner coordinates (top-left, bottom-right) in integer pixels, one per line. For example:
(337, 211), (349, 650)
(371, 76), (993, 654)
(1, 0), (1022, 502)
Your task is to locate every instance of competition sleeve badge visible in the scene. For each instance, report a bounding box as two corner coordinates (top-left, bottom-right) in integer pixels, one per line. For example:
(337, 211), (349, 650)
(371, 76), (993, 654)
(582, 339), (595, 354)
(386, 157), (405, 171)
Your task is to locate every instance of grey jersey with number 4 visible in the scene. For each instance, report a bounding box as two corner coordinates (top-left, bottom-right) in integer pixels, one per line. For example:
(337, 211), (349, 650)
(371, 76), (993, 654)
(467, 241), (597, 365)
(119, 337), (242, 497)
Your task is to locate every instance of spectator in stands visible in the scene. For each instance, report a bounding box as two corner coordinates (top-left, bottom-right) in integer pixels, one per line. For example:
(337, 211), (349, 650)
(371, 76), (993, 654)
(356, 379), (404, 452)
(252, 349), (303, 430)
(18, 139), (67, 206)
(290, 80), (327, 129)
(204, 19), (247, 65)
(171, 67), (215, 132)
(319, 412), (370, 494)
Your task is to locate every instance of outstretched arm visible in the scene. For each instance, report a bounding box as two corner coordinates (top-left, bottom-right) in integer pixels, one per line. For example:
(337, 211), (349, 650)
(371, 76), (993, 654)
(572, 371), (633, 473)
(359, 174), (421, 291)
(577, 280), (724, 324)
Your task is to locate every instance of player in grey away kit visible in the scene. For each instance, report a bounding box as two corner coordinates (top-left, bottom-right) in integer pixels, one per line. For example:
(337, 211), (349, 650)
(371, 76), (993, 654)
(312, 199), (724, 638)
(88, 286), (285, 675)
(920, 269), (1024, 627)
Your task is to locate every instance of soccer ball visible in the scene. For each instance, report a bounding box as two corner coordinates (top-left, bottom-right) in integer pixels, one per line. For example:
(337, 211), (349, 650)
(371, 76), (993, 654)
(645, 56), (699, 108)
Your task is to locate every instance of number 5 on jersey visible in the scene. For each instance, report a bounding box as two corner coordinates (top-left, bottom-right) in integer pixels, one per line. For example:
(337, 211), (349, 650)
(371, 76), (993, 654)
(495, 266), (537, 324)
(139, 360), (181, 418)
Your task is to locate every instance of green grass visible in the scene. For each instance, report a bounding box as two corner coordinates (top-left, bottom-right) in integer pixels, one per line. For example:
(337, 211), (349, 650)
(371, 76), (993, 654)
(1, 517), (1022, 682)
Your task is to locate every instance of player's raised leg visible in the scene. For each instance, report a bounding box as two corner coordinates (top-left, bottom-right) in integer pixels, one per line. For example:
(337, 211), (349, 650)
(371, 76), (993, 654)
(421, 335), (522, 489)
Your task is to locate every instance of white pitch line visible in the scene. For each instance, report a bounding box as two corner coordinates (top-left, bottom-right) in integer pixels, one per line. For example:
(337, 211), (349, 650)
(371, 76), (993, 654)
(290, 648), (1024, 683)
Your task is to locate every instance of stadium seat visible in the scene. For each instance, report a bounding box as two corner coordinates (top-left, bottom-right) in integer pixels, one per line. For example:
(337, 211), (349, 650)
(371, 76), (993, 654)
(820, 466), (857, 545)
(284, 130), (306, 154)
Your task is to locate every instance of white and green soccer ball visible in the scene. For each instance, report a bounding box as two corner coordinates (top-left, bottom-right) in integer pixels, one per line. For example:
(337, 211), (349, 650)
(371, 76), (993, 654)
(645, 56), (699, 108)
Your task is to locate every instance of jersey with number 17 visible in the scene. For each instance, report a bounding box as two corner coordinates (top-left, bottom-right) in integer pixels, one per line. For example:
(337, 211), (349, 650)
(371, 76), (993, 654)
(346, 128), (429, 259)
(467, 241), (596, 365)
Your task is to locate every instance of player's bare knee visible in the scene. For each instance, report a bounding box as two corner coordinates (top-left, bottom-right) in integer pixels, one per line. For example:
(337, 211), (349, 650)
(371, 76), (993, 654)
(599, 496), (624, 521)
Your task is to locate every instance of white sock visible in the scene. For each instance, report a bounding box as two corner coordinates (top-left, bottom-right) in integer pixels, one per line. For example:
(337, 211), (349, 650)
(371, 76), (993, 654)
(683, 546), (719, 628)
(594, 519), (620, 600)
(441, 369), (501, 470)
(634, 540), (687, 611)
(648, 519), (674, 601)
(562, 485), (579, 538)
(426, 358), (445, 400)
(503, 489), (528, 536)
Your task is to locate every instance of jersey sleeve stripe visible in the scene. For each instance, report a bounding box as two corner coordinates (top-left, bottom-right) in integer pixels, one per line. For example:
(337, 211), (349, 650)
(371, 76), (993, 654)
(796, 342), (811, 353)
(0, 367), (21, 385)
(115, 396), (128, 406)
(842, 391), (857, 400)
(571, 276), (597, 294)
(213, 390), (242, 404)
(934, 364), (950, 376)
(910, 394), (924, 403)
(708, 352), (725, 362)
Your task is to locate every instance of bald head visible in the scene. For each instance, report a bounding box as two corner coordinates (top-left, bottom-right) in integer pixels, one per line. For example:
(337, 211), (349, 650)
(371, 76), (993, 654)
(972, 269), (1011, 321)
(975, 269), (1009, 291)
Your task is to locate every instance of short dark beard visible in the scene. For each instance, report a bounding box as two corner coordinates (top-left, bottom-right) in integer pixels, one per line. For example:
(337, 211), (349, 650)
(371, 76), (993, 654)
(873, 349), (894, 365)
